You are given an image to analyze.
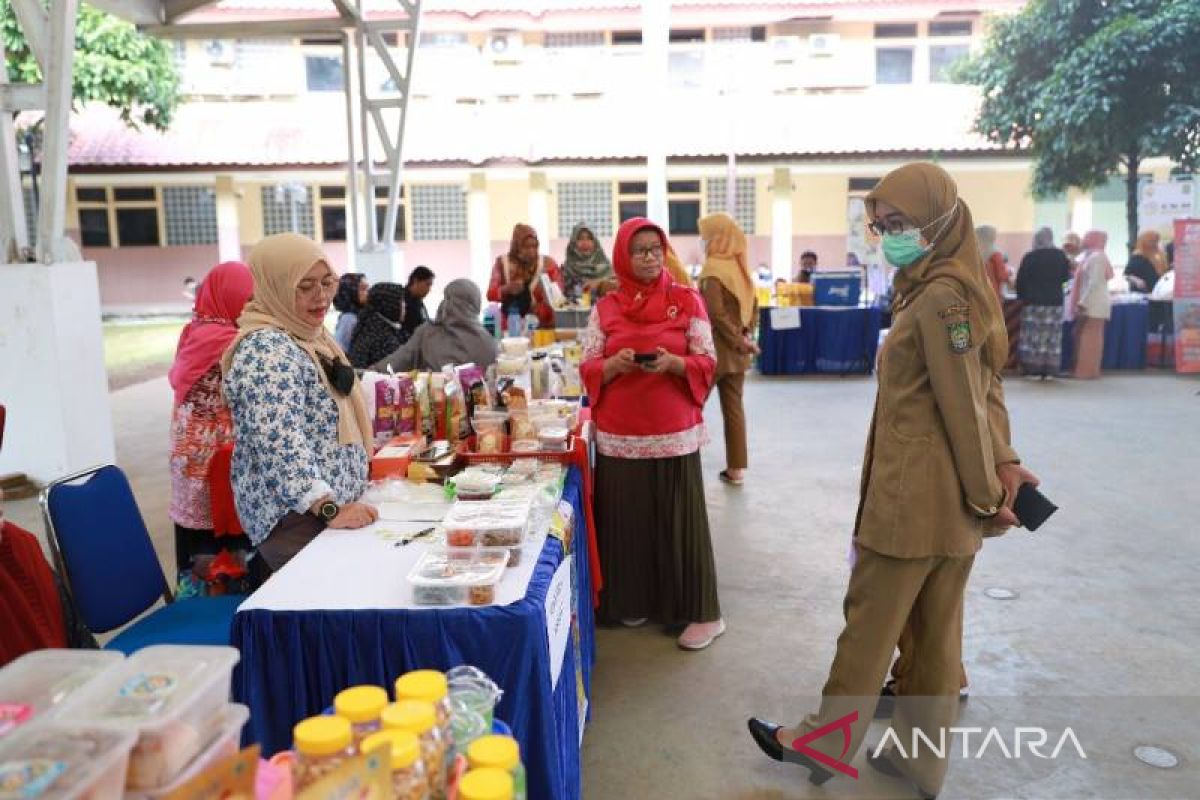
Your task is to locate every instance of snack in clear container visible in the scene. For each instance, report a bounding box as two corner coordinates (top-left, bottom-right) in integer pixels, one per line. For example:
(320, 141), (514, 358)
(64, 645), (239, 792)
(292, 715), (354, 791)
(360, 730), (427, 800)
(381, 701), (446, 799)
(469, 413), (509, 457)
(408, 547), (507, 607)
(537, 426), (569, 453)
(508, 412), (536, 445)
(0, 650), (123, 738)
(453, 470), (501, 502)
(441, 502), (530, 549)
(0, 722), (137, 800)
(333, 686), (388, 747)
(499, 338), (530, 357)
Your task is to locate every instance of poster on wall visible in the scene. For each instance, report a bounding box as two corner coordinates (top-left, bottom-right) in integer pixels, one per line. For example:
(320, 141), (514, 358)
(1172, 218), (1200, 372)
(1140, 181), (1194, 237)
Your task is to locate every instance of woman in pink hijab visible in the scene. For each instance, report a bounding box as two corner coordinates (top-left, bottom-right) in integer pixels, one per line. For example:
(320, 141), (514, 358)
(167, 262), (255, 575)
(1069, 230), (1113, 379)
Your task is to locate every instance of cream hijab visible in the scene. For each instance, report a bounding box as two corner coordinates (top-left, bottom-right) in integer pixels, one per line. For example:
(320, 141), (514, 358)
(221, 233), (373, 448)
(698, 212), (756, 327)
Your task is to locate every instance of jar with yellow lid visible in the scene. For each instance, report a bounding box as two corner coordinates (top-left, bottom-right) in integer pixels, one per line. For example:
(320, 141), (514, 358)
(292, 715), (354, 791)
(382, 700), (446, 799)
(394, 670), (453, 747)
(466, 736), (525, 800)
(334, 685), (389, 747)
(361, 729), (429, 800)
(458, 767), (514, 800)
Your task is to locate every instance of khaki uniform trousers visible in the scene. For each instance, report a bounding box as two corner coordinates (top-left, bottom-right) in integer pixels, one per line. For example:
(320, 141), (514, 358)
(792, 546), (974, 795)
(715, 371), (747, 470)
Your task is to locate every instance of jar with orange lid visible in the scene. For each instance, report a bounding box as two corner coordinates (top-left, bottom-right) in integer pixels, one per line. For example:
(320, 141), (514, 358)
(361, 729), (429, 800)
(394, 670), (453, 746)
(334, 685), (389, 747)
(292, 715), (354, 791)
(466, 735), (525, 800)
(458, 767), (514, 800)
(382, 700), (446, 799)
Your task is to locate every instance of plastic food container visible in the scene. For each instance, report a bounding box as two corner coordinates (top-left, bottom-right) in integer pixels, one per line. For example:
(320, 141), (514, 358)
(458, 767), (514, 800)
(466, 736), (525, 800)
(441, 501), (530, 548)
(499, 338), (529, 357)
(0, 721), (137, 800)
(360, 730), (426, 800)
(333, 686), (388, 747)
(408, 548), (508, 607)
(292, 715), (354, 792)
(453, 472), (501, 502)
(125, 704), (249, 800)
(447, 677), (502, 732)
(393, 670), (453, 751)
(0, 650), (124, 738)
(64, 645), (239, 792)
(381, 702), (446, 799)
(536, 427), (569, 453)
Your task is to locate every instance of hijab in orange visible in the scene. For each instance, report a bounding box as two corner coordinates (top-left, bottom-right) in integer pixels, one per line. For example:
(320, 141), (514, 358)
(1135, 231), (1169, 276)
(698, 212), (756, 327)
(865, 162), (1007, 370)
(664, 245), (693, 288)
(505, 223), (541, 283)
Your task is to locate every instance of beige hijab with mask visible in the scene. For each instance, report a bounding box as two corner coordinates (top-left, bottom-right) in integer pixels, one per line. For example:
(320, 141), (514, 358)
(221, 233), (373, 448)
(866, 163), (1008, 371)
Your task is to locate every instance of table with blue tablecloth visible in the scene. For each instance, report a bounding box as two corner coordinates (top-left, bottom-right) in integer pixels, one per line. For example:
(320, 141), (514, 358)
(231, 468), (594, 800)
(757, 306), (884, 375)
(1061, 301), (1150, 371)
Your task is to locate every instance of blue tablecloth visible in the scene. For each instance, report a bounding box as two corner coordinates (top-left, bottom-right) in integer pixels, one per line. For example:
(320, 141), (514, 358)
(1061, 302), (1149, 371)
(758, 306), (883, 375)
(231, 469), (594, 800)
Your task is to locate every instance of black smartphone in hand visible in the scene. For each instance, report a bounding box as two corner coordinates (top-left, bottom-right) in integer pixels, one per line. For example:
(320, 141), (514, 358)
(1013, 482), (1057, 531)
(633, 352), (658, 364)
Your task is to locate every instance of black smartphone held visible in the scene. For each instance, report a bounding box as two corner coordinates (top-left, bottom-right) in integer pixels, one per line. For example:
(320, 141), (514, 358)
(1013, 482), (1058, 532)
(633, 352), (658, 364)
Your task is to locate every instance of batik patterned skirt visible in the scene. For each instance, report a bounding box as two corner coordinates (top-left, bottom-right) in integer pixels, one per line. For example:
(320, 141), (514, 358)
(1018, 305), (1064, 375)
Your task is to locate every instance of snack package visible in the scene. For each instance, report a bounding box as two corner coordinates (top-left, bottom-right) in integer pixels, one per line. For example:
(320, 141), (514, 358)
(413, 372), (434, 440)
(456, 363), (485, 399)
(395, 374), (417, 436)
(161, 745), (259, 800)
(501, 383), (527, 412)
(359, 372), (398, 441)
(430, 373), (448, 440)
(444, 381), (470, 446)
(296, 743), (391, 800)
(509, 411), (537, 445)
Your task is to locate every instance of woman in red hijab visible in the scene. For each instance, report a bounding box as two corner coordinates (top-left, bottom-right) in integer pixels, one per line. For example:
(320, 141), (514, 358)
(167, 262), (255, 576)
(580, 217), (724, 651)
(487, 223), (564, 330)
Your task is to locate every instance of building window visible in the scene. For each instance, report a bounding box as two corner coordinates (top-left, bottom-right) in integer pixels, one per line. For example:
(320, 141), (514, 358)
(874, 23), (918, 39)
(848, 178), (882, 192)
(669, 29), (706, 44)
(712, 26), (766, 43)
(262, 185), (315, 237)
(420, 32), (468, 48)
(929, 20), (973, 37)
(876, 48), (914, 84)
(316, 186), (347, 242)
(545, 31), (604, 48)
(556, 182), (613, 237)
(705, 177), (757, 234)
(411, 184), (467, 240)
(74, 185), (162, 247)
(611, 31), (642, 46)
(305, 54), (343, 91)
(22, 185), (36, 246)
(373, 184), (407, 242)
(616, 181), (702, 235)
(163, 186), (218, 246)
(930, 44), (970, 82)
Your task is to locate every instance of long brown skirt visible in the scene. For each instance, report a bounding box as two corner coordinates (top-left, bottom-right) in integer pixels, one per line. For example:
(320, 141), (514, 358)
(1073, 316), (1106, 379)
(595, 451), (721, 626)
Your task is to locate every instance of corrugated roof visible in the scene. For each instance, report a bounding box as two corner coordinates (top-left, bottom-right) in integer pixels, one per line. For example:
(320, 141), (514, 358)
(63, 86), (1005, 170)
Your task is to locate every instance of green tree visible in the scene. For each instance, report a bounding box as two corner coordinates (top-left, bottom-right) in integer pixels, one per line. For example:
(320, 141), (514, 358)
(960, 0), (1200, 251)
(3, 3), (180, 130)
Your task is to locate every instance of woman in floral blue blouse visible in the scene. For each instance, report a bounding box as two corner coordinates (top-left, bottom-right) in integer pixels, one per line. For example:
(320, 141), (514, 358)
(221, 233), (379, 576)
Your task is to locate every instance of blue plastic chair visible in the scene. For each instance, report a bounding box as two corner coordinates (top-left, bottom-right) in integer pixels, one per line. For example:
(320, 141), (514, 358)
(40, 464), (243, 654)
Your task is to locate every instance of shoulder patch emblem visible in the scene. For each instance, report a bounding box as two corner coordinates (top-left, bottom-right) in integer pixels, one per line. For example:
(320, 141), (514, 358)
(946, 319), (972, 354)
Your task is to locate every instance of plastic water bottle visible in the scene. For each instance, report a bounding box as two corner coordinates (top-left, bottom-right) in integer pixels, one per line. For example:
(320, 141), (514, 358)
(507, 309), (521, 338)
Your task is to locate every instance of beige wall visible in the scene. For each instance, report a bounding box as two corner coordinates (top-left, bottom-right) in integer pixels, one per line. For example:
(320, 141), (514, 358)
(488, 178), (532, 242)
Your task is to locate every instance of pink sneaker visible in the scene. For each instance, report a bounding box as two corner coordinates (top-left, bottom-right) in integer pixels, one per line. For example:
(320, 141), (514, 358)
(677, 619), (726, 651)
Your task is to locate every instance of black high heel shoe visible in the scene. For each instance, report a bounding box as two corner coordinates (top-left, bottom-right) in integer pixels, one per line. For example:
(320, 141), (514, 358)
(867, 748), (937, 800)
(746, 718), (835, 786)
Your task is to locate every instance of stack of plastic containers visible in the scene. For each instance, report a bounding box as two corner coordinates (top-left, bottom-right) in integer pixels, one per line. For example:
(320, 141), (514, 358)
(0, 645), (245, 800)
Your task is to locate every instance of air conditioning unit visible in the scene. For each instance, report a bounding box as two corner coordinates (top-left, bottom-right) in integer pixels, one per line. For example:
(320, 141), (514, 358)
(205, 39), (236, 66)
(769, 35), (801, 63)
(808, 34), (841, 56)
(487, 31), (524, 62)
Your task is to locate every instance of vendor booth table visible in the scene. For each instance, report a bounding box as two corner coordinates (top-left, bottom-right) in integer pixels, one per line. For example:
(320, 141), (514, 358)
(757, 306), (884, 375)
(231, 468), (595, 800)
(1060, 301), (1150, 371)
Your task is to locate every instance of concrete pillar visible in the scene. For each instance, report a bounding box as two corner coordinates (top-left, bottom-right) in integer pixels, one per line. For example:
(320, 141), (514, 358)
(356, 247), (405, 286)
(642, 0), (669, 227)
(467, 171), (492, 292)
(0, 261), (114, 482)
(215, 175), (241, 263)
(771, 167), (793, 280)
(528, 171), (551, 256)
(1068, 188), (1092, 235)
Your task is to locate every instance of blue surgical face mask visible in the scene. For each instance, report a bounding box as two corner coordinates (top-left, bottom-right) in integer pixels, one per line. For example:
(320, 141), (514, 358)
(881, 229), (929, 267)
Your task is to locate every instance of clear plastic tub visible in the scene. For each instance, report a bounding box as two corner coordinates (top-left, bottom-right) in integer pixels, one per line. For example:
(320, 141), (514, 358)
(498, 338), (530, 357)
(408, 547), (508, 606)
(64, 645), (240, 792)
(0, 721), (137, 800)
(441, 501), (530, 549)
(0, 650), (124, 738)
(124, 704), (249, 800)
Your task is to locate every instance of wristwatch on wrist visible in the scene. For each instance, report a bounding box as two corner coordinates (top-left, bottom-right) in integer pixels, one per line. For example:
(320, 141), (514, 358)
(315, 500), (340, 522)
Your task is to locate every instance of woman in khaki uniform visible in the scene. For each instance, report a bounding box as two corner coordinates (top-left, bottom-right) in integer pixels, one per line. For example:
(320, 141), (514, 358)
(747, 163), (1037, 799)
(698, 212), (759, 485)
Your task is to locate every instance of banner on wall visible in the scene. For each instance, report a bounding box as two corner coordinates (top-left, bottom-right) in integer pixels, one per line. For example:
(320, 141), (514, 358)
(1172, 218), (1200, 373)
(1140, 182), (1194, 237)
